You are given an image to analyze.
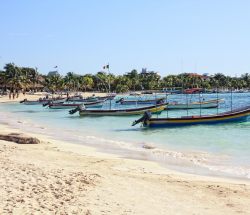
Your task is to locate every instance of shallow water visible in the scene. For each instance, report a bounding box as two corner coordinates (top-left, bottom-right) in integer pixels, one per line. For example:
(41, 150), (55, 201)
(0, 93), (250, 179)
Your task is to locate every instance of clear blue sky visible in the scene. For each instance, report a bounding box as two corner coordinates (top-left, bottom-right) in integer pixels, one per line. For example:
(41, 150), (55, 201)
(0, 0), (250, 76)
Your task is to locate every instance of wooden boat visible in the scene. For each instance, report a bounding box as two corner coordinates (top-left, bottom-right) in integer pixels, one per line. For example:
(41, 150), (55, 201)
(69, 103), (167, 116)
(129, 92), (141, 96)
(141, 91), (154, 94)
(20, 98), (66, 105)
(167, 99), (223, 110)
(49, 100), (105, 109)
(132, 106), (250, 127)
(162, 88), (182, 94)
(116, 97), (166, 105)
(67, 95), (115, 102)
(67, 96), (98, 102)
(184, 88), (203, 94)
(97, 94), (116, 100)
(21, 100), (49, 105)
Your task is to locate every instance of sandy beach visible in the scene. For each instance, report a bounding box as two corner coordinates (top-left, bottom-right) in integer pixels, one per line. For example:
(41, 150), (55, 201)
(0, 92), (109, 104)
(2, 0), (250, 213)
(0, 95), (250, 214)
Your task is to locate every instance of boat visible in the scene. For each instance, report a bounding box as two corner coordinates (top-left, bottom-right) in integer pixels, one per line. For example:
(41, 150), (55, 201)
(69, 103), (167, 116)
(129, 92), (141, 96)
(162, 88), (182, 94)
(67, 96), (98, 102)
(48, 100), (105, 109)
(67, 94), (115, 102)
(132, 106), (250, 127)
(20, 98), (66, 105)
(97, 94), (116, 100)
(167, 99), (223, 110)
(116, 97), (166, 105)
(141, 91), (154, 94)
(184, 88), (203, 94)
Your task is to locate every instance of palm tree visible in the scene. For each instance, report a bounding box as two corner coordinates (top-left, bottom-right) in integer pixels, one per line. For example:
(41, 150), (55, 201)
(95, 72), (109, 92)
(45, 75), (63, 95)
(0, 70), (8, 94)
(115, 75), (131, 93)
(30, 68), (40, 91)
(64, 72), (77, 92)
(79, 75), (94, 91)
(126, 70), (140, 91)
(4, 63), (25, 98)
(241, 73), (250, 89)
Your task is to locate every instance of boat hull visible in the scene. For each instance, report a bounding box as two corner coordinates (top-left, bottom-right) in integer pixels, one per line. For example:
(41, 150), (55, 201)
(119, 97), (166, 105)
(167, 103), (217, 109)
(23, 101), (47, 105)
(50, 104), (103, 109)
(79, 105), (165, 116)
(167, 99), (222, 110)
(49, 104), (79, 109)
(22, 98), (66, 105)
(49, 100), (104, 109)
(68, 98), (99, 102)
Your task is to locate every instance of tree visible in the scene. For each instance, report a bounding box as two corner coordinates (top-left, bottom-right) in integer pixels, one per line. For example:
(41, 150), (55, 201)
(45, 74), (63, 94)
(0, 70), (7, 93)
(125, 69), (140, 91)
(79, 75), (94, 91)
(95, 72), (109, 92)
(139, 71), (161, 90)
(241, 73), (250, 88)
(213, 73), (228, 89)
(4, 63), (24, 97)
(114, 75), (131, 93)
(64, 72), (79, 92)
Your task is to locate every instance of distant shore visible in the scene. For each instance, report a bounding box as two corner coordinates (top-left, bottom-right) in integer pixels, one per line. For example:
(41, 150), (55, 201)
(0, 96), (250, 214)
(0, 92), (108, 103)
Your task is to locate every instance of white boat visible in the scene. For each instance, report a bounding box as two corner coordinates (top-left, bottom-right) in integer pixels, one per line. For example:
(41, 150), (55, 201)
(21, 98), (66, 105)
(167, 99), (223, 110)
(116, 97), (166, 105)
(69, 103), (167, 116)
(48, 100), (105, 109)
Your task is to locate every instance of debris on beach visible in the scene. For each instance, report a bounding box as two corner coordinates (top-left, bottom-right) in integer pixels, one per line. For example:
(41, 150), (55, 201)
(0, 133), (40, 144)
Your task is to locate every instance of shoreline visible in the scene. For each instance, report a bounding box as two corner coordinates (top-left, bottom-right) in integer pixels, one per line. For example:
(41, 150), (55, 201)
(0, 92), (108, 103)
(1, 121), (250, 185)
(1, 117), (250, 213)
(1, 95), (250, 182)
(2, 120), (250, 185)
(1, 96), (250, 214)
(2, 101), (250, 181)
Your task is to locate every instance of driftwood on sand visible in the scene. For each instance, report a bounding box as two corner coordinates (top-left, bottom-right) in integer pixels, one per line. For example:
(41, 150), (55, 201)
(0, 133), (40, 144)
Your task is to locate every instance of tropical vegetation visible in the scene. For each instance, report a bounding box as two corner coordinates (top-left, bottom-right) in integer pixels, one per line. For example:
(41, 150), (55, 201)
(0, 63), (250, 96)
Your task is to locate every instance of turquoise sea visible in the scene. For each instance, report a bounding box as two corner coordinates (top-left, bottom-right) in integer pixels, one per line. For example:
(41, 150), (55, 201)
(0, 93), (250, 179)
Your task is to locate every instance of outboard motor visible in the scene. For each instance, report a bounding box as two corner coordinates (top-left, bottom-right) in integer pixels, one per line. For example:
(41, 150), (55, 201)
(69, 104), (85, 115)
(20, 98), (27, 103)
(132, 111), (152, 126)
(47, 101), (53, 108)
(116, 98), (124, 104)
(156, 98), (164, 105)
(43, 101), (51, 107)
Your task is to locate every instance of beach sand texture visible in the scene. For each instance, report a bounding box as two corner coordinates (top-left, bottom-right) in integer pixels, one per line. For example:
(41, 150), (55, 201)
(0, 92), (108, 103)
(0, 133), (250, 214)
(0, 95), (250, 214)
